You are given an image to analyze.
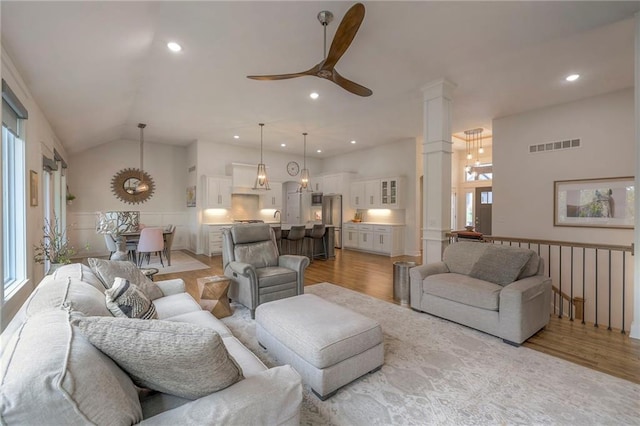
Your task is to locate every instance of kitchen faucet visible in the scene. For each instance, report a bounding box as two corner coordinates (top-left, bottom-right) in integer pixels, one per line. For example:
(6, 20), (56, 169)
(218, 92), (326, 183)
(274, 209), (281, 224)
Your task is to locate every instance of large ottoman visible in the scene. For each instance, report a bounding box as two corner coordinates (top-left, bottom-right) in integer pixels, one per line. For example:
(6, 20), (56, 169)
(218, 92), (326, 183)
(255, 293), (384, 400)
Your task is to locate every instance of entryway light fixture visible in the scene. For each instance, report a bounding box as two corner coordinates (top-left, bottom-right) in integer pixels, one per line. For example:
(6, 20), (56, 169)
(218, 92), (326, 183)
(300, 132), (310, 190)
(464, 128), (484, 177)
(136, 123), (150, 193)
(253, 123), (271, 190)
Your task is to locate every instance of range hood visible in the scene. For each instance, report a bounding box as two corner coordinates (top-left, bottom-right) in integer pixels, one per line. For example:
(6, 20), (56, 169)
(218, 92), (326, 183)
(229, 163), (260, 194)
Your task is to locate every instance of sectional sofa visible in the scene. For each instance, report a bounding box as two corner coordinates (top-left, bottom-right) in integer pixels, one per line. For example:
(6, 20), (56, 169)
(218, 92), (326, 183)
(0, 262), (302, 425)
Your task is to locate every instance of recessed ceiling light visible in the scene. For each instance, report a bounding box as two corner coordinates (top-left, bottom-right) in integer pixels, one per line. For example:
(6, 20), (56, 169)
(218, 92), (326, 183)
(233, 135), (240, 139)
(316, 149), (322, 153)
(281, 143), (286, 147)
(565, 74), (580, 82)
(350, 140), (356, 144)
(310, 92), (319, 100)
(167, 42), (182, 52)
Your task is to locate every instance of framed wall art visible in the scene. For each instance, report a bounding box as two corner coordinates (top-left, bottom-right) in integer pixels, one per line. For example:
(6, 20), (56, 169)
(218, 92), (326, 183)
(186, 186), (196, 207)
(554, 177), (634, 228)
(30, 170), (38, 206)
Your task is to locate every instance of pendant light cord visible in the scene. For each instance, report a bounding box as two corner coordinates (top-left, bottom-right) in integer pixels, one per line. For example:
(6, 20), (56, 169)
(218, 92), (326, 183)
(259, 123), (264, 163)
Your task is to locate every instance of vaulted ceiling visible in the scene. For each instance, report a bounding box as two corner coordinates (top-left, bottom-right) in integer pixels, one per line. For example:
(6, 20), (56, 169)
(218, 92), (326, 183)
(2, 1), (638, 157)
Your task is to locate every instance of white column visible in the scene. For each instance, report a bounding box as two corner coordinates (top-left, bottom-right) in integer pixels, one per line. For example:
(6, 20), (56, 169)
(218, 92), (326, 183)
(421, 79), (456, 265)
(630, 12), (640, 340)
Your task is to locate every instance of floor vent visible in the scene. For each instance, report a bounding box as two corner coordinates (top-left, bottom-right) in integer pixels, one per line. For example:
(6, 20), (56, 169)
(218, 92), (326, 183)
(529, 138), (580, 154)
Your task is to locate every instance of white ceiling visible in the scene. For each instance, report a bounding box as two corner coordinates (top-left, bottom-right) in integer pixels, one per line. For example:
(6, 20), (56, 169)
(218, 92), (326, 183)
(1, 1), (639, 157)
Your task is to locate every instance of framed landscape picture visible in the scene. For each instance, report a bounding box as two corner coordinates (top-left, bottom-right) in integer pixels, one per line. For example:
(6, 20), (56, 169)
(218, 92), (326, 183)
(554, 177), (634, 228)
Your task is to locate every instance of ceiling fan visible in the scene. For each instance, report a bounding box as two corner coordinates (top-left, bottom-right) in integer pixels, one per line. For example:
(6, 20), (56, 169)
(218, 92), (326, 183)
(247, 2), (372, 97)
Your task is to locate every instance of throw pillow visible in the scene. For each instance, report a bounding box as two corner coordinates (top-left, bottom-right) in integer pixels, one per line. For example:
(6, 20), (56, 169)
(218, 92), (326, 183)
(105, 278), (158, 319)
(469, 244), (534, 286)
(88, 258), (164, 300)
(72, 316), (244, 399)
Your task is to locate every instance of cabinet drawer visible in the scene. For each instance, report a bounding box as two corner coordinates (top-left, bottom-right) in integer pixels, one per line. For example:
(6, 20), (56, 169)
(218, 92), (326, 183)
(359, 225), (373, 231)
(373, 226), (390, 233)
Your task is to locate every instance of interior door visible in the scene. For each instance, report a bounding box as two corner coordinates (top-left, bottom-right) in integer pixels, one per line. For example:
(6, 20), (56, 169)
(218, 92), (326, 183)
(475, 186), (492, 235)
(286, 192), (301, 223)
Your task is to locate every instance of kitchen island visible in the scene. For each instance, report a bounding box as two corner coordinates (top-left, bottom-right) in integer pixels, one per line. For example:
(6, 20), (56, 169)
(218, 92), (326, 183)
(205, 222), (334, 259)
(275, 224), (335, 259)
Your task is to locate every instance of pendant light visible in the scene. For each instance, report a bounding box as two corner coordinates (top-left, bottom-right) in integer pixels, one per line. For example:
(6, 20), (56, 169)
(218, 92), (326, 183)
(136, 123), (149, 193)
(253, 123), (271, 190)
(300, 132), (310, 190)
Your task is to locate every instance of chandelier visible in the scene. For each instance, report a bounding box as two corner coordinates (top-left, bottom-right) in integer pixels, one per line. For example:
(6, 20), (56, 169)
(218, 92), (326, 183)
(135, 123), (149, 193)
(464, 128), (484, 176)
(300, 132), (310, 190)
(253, 123), (271, 190)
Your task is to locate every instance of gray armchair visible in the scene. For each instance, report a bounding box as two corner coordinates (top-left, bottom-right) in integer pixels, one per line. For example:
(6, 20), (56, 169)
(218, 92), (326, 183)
(222, 223), (310, 318)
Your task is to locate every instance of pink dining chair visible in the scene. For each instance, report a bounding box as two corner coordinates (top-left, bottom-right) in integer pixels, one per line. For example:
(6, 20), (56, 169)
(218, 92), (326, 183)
(136, 227), (165, 267)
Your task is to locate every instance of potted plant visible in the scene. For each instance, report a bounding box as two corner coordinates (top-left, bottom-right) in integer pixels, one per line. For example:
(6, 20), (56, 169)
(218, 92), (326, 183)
(66, 193), (76, 205)
(34, 216), (78, 272)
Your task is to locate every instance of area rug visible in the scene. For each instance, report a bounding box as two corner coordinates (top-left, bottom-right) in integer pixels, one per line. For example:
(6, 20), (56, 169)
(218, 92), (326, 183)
(221, 282), (640, 426)
(139, 250), (209, 274)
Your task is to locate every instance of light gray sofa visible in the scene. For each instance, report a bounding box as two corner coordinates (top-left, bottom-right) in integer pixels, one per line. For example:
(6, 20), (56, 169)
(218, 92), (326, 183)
(1, 263), (302, 425)
(410, 242), (552, 345)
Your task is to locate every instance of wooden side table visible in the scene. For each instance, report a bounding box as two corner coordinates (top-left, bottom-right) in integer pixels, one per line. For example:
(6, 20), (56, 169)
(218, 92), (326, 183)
(196, 276), (232, 319)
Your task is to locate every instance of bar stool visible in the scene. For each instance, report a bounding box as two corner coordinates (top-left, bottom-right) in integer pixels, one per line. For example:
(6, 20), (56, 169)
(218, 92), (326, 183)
(305, 224), (327, 262)
(284, 225), (306, 255)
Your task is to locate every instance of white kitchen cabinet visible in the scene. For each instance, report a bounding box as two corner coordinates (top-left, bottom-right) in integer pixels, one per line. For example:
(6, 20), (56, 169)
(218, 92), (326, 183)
(358, 224), (374, 250)
(309, 177), (323, 193)
(342, 222), (405, 256)
(205, 176), (232, 208)
(259, 182), (282, 208)
(322, 174), (341, 194)
(364, 180), (380, 208)
(380, 177), (405, 208)
(208, 224), (231, 255)
(350, 182), (365, 208)
(344, 223), (359, 248)
(350, 176), (405, 209)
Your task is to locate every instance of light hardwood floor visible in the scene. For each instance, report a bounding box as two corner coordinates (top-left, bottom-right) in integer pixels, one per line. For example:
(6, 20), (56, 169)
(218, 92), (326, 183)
(157, 248), (640, 385)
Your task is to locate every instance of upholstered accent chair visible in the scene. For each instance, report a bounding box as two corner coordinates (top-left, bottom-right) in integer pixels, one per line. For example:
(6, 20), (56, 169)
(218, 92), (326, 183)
(222, 223), (309, 318)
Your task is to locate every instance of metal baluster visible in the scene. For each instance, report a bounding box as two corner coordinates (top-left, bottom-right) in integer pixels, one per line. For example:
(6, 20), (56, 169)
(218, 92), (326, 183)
(607, 250), (612, 331)
(570, 247), (574, 321)
(594, 248), (598, 328)
(622, 252), (626, 334)
(558, 245), (563, 318)
(582, 247), (586, 325)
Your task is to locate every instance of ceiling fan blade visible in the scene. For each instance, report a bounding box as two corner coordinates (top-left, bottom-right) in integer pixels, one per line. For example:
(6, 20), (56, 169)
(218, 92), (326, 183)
(322, 3), (365, 70)
(332, 70), (372, 97)
(247, 64), (320, 81)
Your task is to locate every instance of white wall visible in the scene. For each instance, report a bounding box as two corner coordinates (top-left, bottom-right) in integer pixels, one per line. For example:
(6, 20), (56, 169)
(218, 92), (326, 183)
(322, 138), (420, 256)
(67, 139), (189, 257)
(493, 88), (634, 244)
(1, 48), (69, 328)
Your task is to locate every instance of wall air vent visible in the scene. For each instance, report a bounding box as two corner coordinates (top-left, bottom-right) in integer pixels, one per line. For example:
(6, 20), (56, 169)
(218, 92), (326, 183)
(529, 138), (580, 154)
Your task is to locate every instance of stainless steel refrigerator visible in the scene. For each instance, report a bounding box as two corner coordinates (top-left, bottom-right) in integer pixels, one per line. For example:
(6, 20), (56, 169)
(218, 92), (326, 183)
(322, 194), (343, 248)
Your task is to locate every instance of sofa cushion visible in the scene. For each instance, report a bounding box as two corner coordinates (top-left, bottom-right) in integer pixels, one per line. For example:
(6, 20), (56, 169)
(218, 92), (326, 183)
(469, 244), (534, 286)
(1, 310), (142, 425)
(257, 266), (297, 287)
(424, 273), (503, 311)
(72, 316), (244, 400)
(443, 242), (489, 275)
(164, 310), (233, 338)
(25, 276), (112, 317)
(153, 292), (203, 319)
(51, 262), (106, 293)
(105, 278), (158, 319)
(518, 252), (541, 280)
(88, 258), (164, 300)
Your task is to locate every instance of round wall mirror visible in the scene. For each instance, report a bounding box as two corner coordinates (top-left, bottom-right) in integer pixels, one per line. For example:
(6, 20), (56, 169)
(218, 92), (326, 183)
(111, 168), (155, 204)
